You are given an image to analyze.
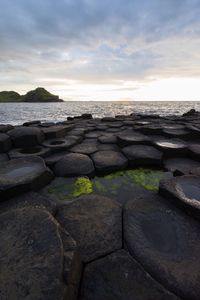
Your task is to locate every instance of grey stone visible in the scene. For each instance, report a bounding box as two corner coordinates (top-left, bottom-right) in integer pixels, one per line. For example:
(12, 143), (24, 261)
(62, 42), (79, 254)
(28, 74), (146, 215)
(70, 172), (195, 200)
(56, 194), (122, 263)
(80, 250), (180, 300)
(54, 153), (95, 177)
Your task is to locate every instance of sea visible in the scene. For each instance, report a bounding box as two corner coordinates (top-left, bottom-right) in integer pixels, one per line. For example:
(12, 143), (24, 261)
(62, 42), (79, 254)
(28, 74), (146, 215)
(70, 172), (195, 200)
(0, 101), (200, 125)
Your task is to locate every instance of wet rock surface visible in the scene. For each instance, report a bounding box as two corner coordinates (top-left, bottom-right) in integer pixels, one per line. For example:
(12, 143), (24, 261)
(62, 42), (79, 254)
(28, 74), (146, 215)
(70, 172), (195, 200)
(1, 110), (200, 299)
(124, 192), (200, 300)
(54, 153), (95, 177)
(159, 175), (200, 219)
(80, 250), (180, 300)
(91, 150), (128, 174)
(8, 126), (44, 148)
(0, 208), (81, 300)
(56, 194), (122, 262)
(122, 145), (162, 167)
(0, 157), (53, 199)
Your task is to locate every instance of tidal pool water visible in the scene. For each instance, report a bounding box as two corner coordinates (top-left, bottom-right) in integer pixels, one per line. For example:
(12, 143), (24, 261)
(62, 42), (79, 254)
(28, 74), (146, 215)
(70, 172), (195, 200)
(42, 168), (172, 203)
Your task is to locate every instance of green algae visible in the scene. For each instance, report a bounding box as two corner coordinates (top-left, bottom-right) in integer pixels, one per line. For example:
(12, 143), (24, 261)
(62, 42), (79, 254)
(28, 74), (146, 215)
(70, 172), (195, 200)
(43, 168), (169, 201)
(69, 177), (93, 198)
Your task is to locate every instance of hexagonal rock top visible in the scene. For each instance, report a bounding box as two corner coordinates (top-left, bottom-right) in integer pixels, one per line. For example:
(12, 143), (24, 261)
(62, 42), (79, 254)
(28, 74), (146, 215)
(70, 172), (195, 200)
(159, 175), (200, 219)
(124, 192), (200, 300)
(122, 145), (163, 167)
(56, 194), (122, 263)
(164, 158), (200, 175)
(8, 126), (44, 148)
(54, 153), (95, 177)
(117, 131), (151, 147)
(91, 150), (128, 175)
(0, 208), (81, 300)
(0, 133), (11, 153)
(69, 142), (98, 155)
(153, 138), (187, 158)
(0, 157), (54, 200)
(80, 250), (180, 300)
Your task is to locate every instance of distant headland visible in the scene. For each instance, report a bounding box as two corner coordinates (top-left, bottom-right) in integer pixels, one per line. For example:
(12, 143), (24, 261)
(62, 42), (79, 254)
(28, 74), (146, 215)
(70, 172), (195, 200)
(0, 87), (63, 102)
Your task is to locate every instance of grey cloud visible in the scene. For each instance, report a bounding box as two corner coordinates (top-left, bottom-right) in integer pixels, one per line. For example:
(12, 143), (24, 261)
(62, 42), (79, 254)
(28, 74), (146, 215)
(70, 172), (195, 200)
(0, 0), (200, 92)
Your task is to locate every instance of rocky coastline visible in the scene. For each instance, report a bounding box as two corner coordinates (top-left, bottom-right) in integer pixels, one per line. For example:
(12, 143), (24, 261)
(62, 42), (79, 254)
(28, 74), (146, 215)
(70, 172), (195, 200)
(0, 108), (200, 299)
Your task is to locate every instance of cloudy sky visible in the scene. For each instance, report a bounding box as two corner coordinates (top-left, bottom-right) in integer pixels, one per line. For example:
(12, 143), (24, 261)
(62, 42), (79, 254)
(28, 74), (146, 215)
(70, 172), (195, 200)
(0, 0), (200, 101)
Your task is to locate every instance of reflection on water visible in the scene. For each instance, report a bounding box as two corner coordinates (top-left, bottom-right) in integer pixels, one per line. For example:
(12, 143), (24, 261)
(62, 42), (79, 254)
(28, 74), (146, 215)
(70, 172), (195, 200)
(0, 101), (199, 125)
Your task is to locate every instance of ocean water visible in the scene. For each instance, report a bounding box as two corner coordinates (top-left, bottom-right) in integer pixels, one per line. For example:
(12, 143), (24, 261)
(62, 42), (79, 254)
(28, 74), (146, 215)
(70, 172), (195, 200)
(0, 101), (200, 125)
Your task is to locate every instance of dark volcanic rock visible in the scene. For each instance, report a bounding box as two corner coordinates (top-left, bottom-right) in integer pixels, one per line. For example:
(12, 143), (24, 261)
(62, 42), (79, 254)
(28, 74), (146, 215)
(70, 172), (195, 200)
(42, 136), (81, 152)
(9, 146), (51, 159)
(91, 150), (128, 175)
(41, 124), (74, 139)
(117, 131), (151, 147)
(8, 126), (44, 148)
(0, 133), (11, 153)
(164, 158), (200, 175)
(0, 153), (8, 165)
(56, 194), (122, 263)
(0, 157), (54, 200)
(188, 143), (200, 161)
(159, 175), (200, 219)
(153, 138), (187, 158)
(80, 250), (180, 300)
(54, 153), (95, 177)
(0, 124), (14, 133)
(69, 142), (98, 155)
(0, 192), (56, 215)
(97, 143), (120, 152)
(0, 208), (81, 300)
(122, 145), (163, 167)
(124, 192), (200, 300)
(98, 135), (117, 144)
(44, 151), (69, 167)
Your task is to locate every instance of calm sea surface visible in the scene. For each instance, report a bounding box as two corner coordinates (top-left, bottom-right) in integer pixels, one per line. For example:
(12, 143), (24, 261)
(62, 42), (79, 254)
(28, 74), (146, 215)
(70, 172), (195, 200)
(0, 101), (200, 125)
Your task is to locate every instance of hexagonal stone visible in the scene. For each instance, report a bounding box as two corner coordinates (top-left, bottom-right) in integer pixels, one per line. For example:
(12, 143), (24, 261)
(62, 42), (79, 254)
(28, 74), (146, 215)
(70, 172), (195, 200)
(45, 151), (69, 167)
(0, 133), (11, 153)
(117, 131), (151, 147)
(164, 158), (200, 175)
(91, 151), (128, 175)
(188, 143), (200, 161)
(0, 192), (56, 215)
(0, 124), (13, 133)
(8, 127), (44, 148)
(97, 143), (120, 152)
(98, 135), (117, 144)
(122, 145), (163, 167)
(41, 124), (74, 139)
(80, 250), (179, 300)
(0, 157), (54, 200)
(159, 175), (200, 219)
(0, 208), (81, 300)
(124, 192), (200, 300)
(0, 153), (9, 165)
(70, 142), (98, 155)
(54, 153), (95, 177)
(9, 146), (51, 159)
(85, 131), (103, 139)
(42, 136), (81, 152)
(56, 194), (122, 263)
(162, 127), (190, 139)
(153, 138), (187, 158)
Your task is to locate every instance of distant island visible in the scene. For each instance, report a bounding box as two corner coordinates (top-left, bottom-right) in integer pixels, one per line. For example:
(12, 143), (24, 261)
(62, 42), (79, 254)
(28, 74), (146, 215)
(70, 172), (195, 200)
(0, 87), (63, 102)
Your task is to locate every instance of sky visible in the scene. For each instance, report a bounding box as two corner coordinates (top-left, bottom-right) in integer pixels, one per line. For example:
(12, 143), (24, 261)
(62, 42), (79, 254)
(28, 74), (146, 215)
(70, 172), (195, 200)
(0, 0), (200, 101)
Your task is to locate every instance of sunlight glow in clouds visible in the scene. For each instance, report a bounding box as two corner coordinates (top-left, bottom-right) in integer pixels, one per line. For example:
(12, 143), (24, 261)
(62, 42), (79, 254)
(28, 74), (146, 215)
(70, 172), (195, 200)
(0, 0), (200, 100)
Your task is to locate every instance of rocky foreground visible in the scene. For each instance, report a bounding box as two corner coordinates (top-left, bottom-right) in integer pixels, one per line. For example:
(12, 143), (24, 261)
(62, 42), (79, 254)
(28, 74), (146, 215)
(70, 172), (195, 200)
(0, 109), (200, 299)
